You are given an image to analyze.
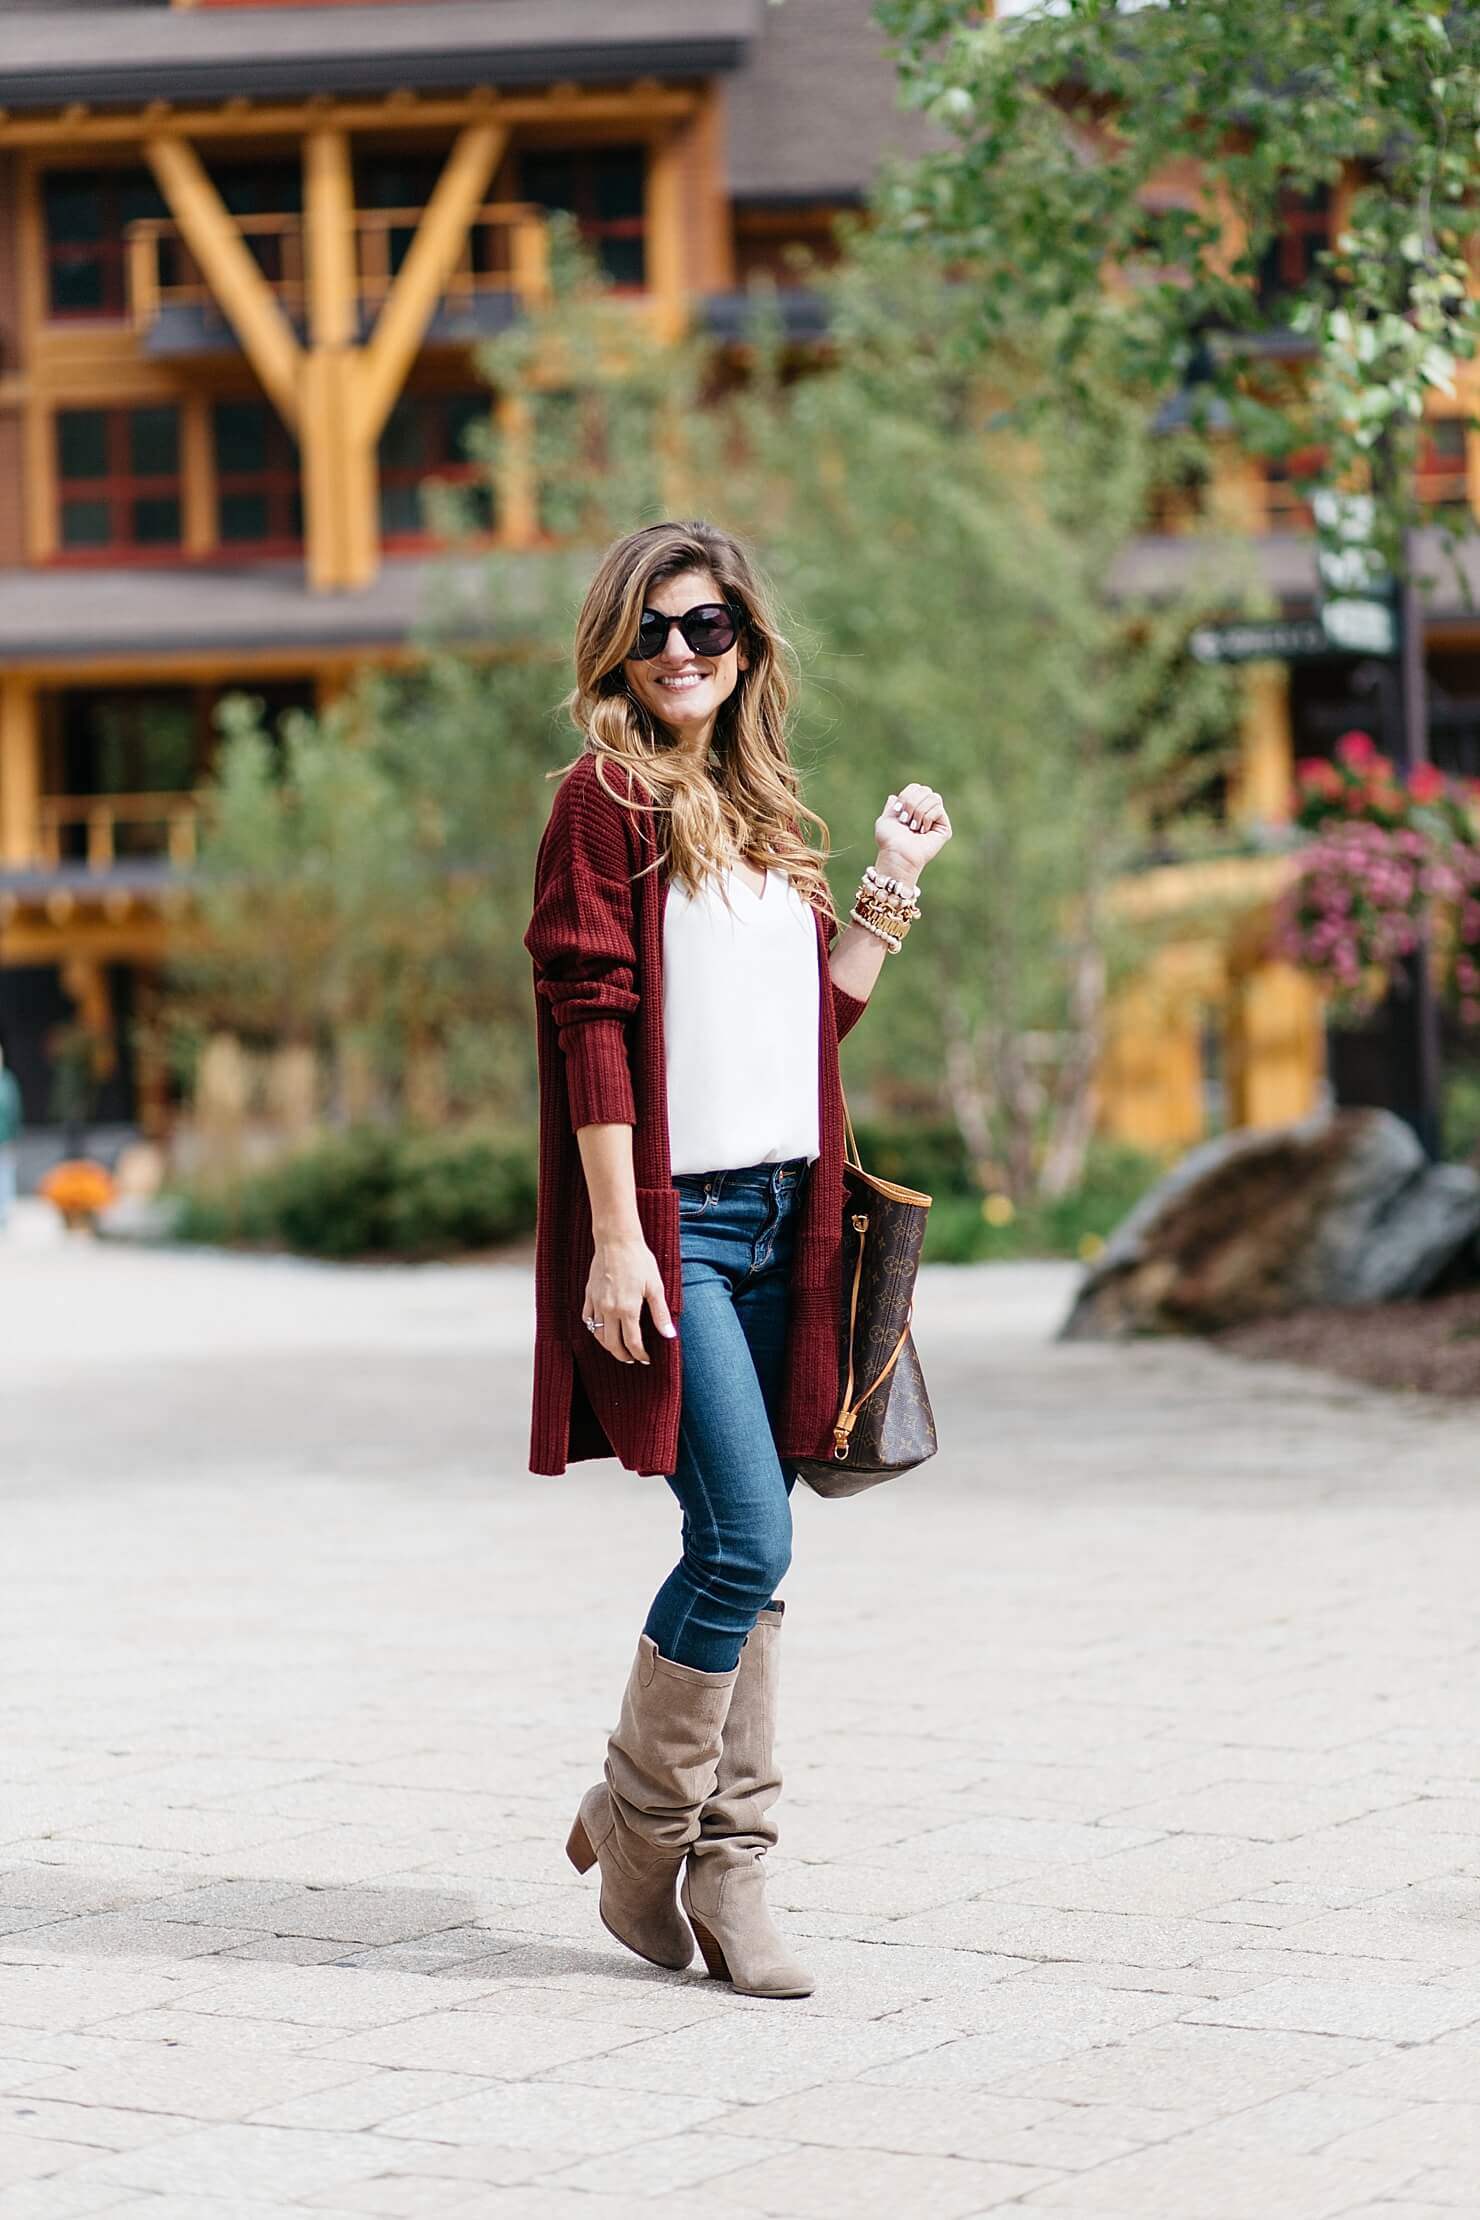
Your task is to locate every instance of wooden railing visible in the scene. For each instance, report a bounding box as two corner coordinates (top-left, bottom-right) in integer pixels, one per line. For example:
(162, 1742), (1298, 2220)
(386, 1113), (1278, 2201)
(126, 202), (551, 337)
(36, 793), (200, 872)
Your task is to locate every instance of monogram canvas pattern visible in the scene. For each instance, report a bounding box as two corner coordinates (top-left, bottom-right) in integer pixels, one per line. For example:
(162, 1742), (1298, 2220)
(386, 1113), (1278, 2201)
(793, 1161), (938, 1499)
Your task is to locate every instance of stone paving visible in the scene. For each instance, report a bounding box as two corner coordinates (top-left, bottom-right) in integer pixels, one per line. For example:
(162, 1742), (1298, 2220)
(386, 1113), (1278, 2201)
(2, 1202), (1479, 2218)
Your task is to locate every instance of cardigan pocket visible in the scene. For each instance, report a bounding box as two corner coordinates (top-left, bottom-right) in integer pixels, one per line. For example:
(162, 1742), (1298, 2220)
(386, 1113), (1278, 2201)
(635, 1184), (684, 1324)
(559, 1183), (684, 1333)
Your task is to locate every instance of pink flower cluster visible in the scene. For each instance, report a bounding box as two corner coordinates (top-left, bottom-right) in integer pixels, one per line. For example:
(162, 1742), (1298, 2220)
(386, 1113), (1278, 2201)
(1274, 733), (1480, 1028)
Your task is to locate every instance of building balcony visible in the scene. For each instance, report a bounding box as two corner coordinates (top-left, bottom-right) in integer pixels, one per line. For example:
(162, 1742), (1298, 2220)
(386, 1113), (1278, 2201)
(0, 794), (199, 935)
(35, 792), (201, 875)
(126, 201), (551, 358)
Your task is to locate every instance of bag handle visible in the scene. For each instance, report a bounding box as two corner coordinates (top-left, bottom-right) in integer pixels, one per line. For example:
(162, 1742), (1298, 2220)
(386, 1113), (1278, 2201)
(842, 1083), (863, 1175)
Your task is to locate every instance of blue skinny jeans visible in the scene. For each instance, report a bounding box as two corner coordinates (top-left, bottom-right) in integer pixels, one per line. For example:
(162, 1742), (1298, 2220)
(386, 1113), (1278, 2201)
(642, 1158), (807, 1674)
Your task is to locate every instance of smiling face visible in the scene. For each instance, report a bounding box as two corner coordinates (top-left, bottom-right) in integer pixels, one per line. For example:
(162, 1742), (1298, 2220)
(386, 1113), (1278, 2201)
(621, 567), (748, 752)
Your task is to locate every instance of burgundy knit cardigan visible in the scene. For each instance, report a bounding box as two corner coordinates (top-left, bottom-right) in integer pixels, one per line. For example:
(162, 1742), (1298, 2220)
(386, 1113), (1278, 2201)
(523, 752), (868, 1478)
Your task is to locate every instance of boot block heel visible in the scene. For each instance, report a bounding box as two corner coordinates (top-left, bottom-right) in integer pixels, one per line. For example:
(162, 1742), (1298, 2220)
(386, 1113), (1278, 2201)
(565, 1815), (597, 1874)
(686, 1907), (732, 1983)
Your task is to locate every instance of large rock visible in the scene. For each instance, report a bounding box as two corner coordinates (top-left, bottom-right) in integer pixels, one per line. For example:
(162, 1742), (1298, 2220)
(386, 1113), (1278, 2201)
(1060, 1107), (1480, 1341)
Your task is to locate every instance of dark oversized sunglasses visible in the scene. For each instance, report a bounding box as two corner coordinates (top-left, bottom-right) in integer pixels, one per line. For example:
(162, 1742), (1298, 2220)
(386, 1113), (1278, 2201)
(630, 601), (739, 661)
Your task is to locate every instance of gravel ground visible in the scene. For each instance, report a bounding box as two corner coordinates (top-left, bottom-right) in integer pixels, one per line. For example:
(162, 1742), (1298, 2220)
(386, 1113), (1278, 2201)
(1213, 1284), (1480, 1400)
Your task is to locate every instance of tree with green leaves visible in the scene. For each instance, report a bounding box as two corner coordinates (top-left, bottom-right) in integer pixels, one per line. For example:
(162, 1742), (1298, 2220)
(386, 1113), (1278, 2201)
(877, 0), (1480, 575)
(168, 656), (561, 1126)
(878, 0), (1478, 1155)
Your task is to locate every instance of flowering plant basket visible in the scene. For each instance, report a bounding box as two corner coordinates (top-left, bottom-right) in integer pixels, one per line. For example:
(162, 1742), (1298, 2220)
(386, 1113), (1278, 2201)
(38, 1158), (116, 1231)
(1274, 731), (1480, 1028)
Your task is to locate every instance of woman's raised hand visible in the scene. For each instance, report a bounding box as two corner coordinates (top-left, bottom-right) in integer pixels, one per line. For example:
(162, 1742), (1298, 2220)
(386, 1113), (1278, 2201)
(874, 782), (952, 879)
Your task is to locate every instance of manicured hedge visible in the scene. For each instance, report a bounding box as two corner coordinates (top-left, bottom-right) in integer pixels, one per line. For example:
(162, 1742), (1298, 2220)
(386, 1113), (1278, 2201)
(172, 1125), (538, 1261)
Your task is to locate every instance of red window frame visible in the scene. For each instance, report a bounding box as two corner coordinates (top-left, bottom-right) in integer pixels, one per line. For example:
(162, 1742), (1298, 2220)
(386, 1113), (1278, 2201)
(1264, 440), (1328, 532)
(1258, 188), (1332, 306)
(53, 405), (185, 566)
(212, 398), (303, 554)
(378, 391), (495, 549)
(41, 168), (166, 323)
(1415, 416), (1469, 513)
(518, 145), (647, 291)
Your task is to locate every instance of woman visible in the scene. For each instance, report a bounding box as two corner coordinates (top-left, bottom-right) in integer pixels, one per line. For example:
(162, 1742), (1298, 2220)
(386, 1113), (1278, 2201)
(525, 519), (951, 1999)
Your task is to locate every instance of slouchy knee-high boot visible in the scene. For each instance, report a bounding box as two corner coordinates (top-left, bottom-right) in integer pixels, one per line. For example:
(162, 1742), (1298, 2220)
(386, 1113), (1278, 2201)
(681, 1605), (814, 1998)
(566, 1635), (738, 1972)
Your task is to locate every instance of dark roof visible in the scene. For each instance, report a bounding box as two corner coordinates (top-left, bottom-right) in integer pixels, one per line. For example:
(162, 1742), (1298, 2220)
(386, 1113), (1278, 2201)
(724, 0), (944, 201)
(0, 3), (757, 111)
(1110, 525), (1480, 625)
(0, 553), (501, 663)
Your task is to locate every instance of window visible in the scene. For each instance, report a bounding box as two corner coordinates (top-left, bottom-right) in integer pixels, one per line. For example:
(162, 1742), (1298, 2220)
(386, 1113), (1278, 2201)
(358, 154), (443, 286)
(1256, 187), (1332, 314)
(378, 391), (494, 543)
(55, 406), (182, 558)
(356, 153), (504, 291)
(1416, 417), (1469, 516)
(519, 146), (647, 287)
(1263, 440), (1327, 532)
(213, 399), (303, 548)
(42, 168), (170, 320)
(61, 690), (199, 801)
(211, 160), (301, 288)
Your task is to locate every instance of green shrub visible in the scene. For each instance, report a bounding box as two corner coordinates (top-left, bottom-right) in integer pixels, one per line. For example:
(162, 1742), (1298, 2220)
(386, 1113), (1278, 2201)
(1444, 1065), (1480, 1164)
(171, 1124), (538, 1260)
(916, 1136), (1169, 1265)
(849, 1118), (976, 1200)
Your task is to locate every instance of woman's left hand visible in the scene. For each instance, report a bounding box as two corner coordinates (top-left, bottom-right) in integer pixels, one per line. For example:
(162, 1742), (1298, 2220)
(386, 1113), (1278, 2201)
(874, 782), (952, 880)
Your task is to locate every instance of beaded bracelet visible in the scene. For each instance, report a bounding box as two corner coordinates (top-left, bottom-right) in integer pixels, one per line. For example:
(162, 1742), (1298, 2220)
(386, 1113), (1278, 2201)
(849, 868), (923, 953)
(863, 863), (921, 904)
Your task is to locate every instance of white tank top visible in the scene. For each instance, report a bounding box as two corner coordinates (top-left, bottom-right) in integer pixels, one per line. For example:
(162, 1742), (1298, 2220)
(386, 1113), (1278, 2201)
(662, 866), (821, 1175)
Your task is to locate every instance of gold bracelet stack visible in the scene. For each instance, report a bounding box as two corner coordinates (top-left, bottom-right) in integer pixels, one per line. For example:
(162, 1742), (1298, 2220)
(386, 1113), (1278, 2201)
(849, 864), (922, 954)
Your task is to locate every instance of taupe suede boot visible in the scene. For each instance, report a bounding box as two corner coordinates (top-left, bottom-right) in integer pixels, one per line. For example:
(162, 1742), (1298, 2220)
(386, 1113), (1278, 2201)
(566, 1634), (738, 1972)
(681, 1605), (814, 1998)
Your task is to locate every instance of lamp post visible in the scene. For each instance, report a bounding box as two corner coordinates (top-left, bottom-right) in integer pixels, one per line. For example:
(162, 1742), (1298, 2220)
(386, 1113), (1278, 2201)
(1382, 557), (1444, 1159)
(1315, 493), (1444, 1161)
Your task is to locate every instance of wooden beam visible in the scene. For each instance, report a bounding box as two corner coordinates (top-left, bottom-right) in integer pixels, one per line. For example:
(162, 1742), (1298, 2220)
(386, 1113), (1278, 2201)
(1222, 959), (1324, 1130)
(144, 134), (303, 430)
(0, 89), (699, 149)
(0, 643), (432, 685)
(0, 674), (41, 868)
(354, 119), (508, 447)
(304, 125), (356, 348)
(645, 123), (687, 344)
(302, 124), (363, 587)
(1231, 660), (1294, 830)
(181, 385), (215, 554)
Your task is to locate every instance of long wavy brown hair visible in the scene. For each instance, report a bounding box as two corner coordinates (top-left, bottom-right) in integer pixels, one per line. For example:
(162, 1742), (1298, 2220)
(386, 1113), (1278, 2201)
(560, 519), (835, 919)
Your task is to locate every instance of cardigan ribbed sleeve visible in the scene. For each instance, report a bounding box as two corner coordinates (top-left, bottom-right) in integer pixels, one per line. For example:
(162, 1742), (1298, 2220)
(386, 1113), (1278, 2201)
(832, 981), (868, 1042)
(524, 763), (640, 1131)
